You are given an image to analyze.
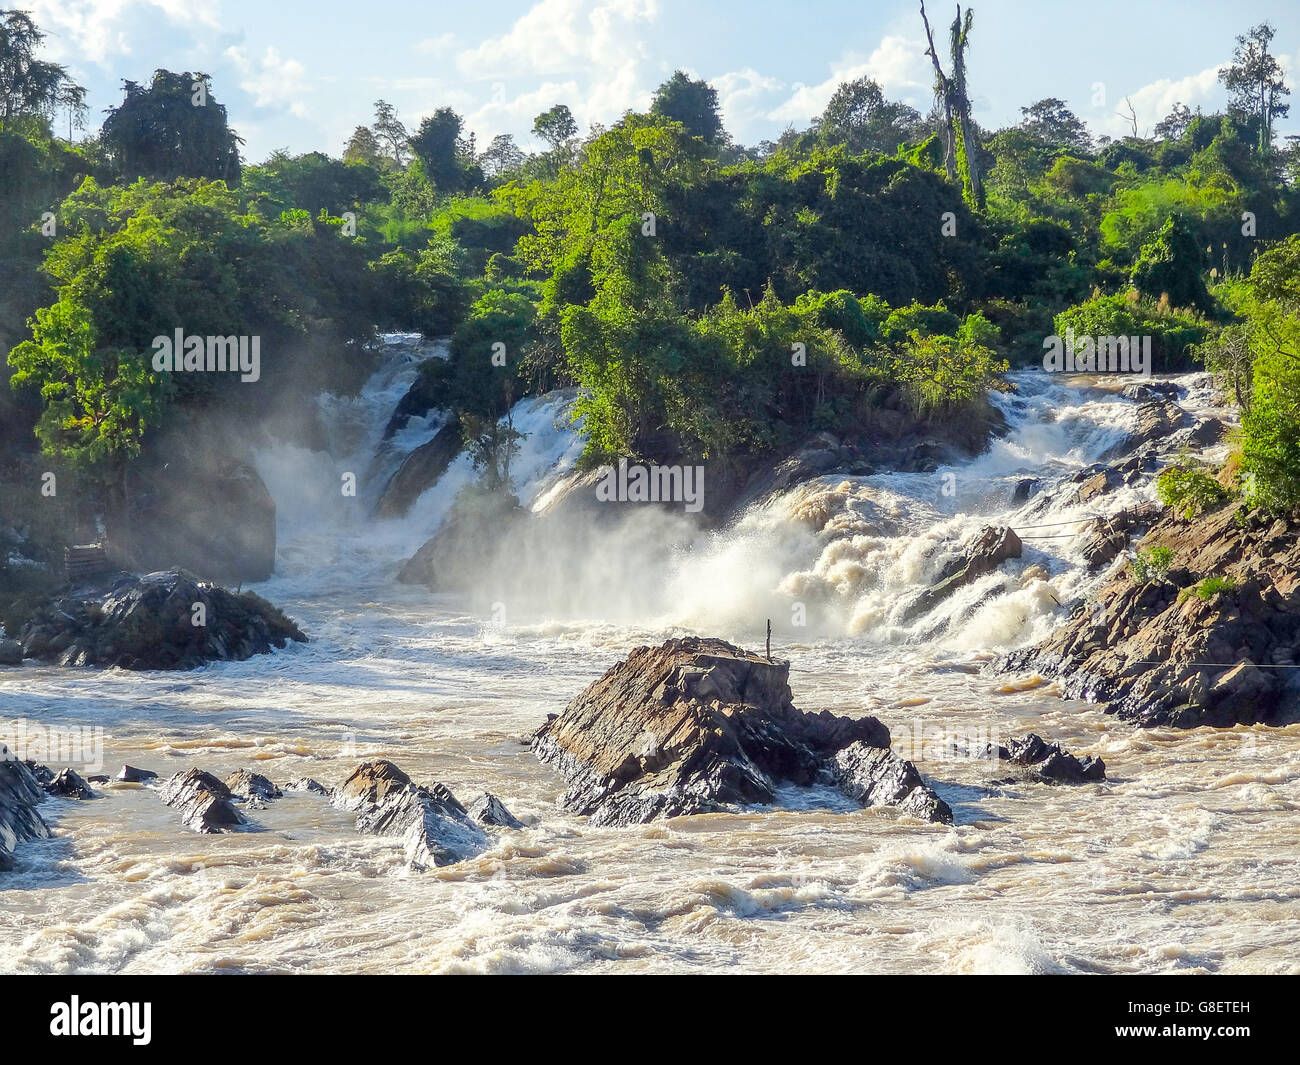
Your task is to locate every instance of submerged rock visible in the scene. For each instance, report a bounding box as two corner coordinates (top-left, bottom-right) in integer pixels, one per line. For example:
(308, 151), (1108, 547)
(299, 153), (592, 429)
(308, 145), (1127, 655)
(993, 734), (1105, 784)
(282, 777), (328, 796)
(45, 767), (98, 799)
(18, 570), (306, 670)
(160, 768), (246, 833)
(332, 761), (488, 870)
(467, 791), (523, 829)
(533, 636), (948, 825)
(903, 525), (1022, 622)
(1, 746), (50, 869)
(116, 764), (158, 783)
(224, 769), (281, 802)
(833, 742), (954, 823)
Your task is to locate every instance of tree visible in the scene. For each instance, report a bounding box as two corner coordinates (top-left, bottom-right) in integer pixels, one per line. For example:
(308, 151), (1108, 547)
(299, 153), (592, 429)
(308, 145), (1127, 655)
(1154, 102), (1193, 141)
(919, 2), (983, 208)
(0, 10), (84, 126)
(532, 104), (578, 150)
(100, 70), (243, 184)
(343, 125), (383, 166)
(650, 70), (724, 143)
(817, 77), (921, 155)
(1130, 214), (1213, 313)
(372, 99), (409, 165)
(1219, 22), (1290, 156)
(1019, 97), (1092, 153)
(409, 107), (481, 193)
(479, 133), (526, 178)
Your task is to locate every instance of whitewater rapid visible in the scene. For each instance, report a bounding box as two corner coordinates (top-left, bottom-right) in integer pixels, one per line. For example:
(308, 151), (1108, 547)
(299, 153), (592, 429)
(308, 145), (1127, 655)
(2, 341), (1297, 974)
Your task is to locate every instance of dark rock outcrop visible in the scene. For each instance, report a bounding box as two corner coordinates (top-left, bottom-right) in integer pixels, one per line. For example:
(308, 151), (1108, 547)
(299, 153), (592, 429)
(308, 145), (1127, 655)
(903, 525), (1023, 622)
(467, 791), (523, 829)
(18, 571), (306, 670)
(532, 637), (948, 825)
(128, 462), (276, 583)
(832, 743), (953, 822)
(331, 761), (488, 869)
(224, 769), (281, 802)
(375, 418), (462, 519)
(992, 734), (1105, 784)
(116, 765), (158, 783)
(0, 638), (22, 666)
(282, 777), (327, 795)
(1000, 503), (1300, 727)
(1, 746), (50, 868)
(159, 768), (246, 833)
(398, 491), (527, 590)
(45, 767), (97, 799)
(1101, 400), (1190, 460)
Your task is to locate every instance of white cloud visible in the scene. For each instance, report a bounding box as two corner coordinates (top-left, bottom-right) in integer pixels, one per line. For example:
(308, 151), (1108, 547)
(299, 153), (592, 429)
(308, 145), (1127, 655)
(24, 0), (219, 64)
(225, 45), (310, 118)
(713, 67), (786, 137)
(768, 35), (932, 126)
(453, 0), (658, 129)
(414, 32), (458, 57)
(1095, 65), (1223, 139)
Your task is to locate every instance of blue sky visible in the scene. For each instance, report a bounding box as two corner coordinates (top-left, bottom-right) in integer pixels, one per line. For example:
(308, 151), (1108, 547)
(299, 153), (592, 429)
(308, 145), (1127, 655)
(25, 0), (1300, 162)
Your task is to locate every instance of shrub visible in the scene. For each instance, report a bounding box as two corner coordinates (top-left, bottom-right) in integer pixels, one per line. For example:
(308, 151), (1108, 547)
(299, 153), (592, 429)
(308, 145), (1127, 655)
(1156, 464), (1228, 518)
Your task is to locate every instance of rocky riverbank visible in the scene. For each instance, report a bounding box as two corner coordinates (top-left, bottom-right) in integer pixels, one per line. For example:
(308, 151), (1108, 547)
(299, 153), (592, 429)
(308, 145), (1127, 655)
(999, 501), (1300, 728)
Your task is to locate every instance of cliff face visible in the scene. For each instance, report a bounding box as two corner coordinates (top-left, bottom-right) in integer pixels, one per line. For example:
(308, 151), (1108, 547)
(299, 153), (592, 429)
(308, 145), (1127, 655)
(1001, 502), (1300, 728)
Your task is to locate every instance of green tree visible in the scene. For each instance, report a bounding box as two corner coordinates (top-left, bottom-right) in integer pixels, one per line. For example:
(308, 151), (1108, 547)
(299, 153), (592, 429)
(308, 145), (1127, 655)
(0, 10), (84, 126)
(409, 107), (481, 193)
(1131, 214), (1213, 312)
(100, 70), (243, 184)
(1219, 22), (1290, 156)
(532, 104), (578, 150)
(650, 71), (724, 143)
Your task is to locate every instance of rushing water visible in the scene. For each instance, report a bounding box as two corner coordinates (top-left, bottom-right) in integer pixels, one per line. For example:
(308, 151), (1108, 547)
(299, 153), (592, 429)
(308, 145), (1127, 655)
(3, 342), (1298, 975)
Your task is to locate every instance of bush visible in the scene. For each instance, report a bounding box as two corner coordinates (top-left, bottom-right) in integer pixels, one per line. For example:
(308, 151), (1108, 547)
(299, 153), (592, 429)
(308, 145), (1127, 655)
(1156, 465), (1228, 518)
(1129, 545), (1174, 583)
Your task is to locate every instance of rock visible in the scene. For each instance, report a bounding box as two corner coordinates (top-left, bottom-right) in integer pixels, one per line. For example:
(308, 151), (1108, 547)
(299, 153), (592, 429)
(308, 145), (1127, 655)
(1080, 520), (1128, 571)
(45, 768), (97, 799)
(998, 503), (1300, 728)
(116, 764), (158, 783)
(332, 761), (488, 870)
(1189, 418), (1227, 446)
(1074, 467), (1120, 504)
(374, 418), (463, 519)
(398, 490), (528, 590)
(1, 745), (50, 869)
(903, 525), (1022, 622)
(128, 461), (277, 583)
(533, 636), (947, 825)
(19, 570), (306, 670)
(282, 777), (328, 795)
(466, 791), (524, 829)
(159, 768), (246, 833)
(1101, 400), (1189, 460)
(832, 743), (953, 823)
(224, 769), (282, 802)
(0, 638), (22, 666)
(1012, 478), (1039, 503)
(997, 734), (1105, 784)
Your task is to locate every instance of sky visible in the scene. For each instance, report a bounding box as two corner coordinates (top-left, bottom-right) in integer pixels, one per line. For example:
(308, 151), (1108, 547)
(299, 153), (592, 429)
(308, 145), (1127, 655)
(22, 0), (1300, 163)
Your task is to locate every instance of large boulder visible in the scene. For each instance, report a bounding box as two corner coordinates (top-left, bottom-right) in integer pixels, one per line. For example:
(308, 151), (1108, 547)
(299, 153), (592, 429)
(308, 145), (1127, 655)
(0, 638), (22, 666)
(398, 489), (527, 590)
(532, 636), (949, 825)
(18, 570), (306, 670)
(332, 761), (488, 870)
(1, 746), (50, 869)
(903, 525), (1023, 622)
(994, 734), (1105, 784)
(160, 768), (246, 833)
(128, 461), (276, 583)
